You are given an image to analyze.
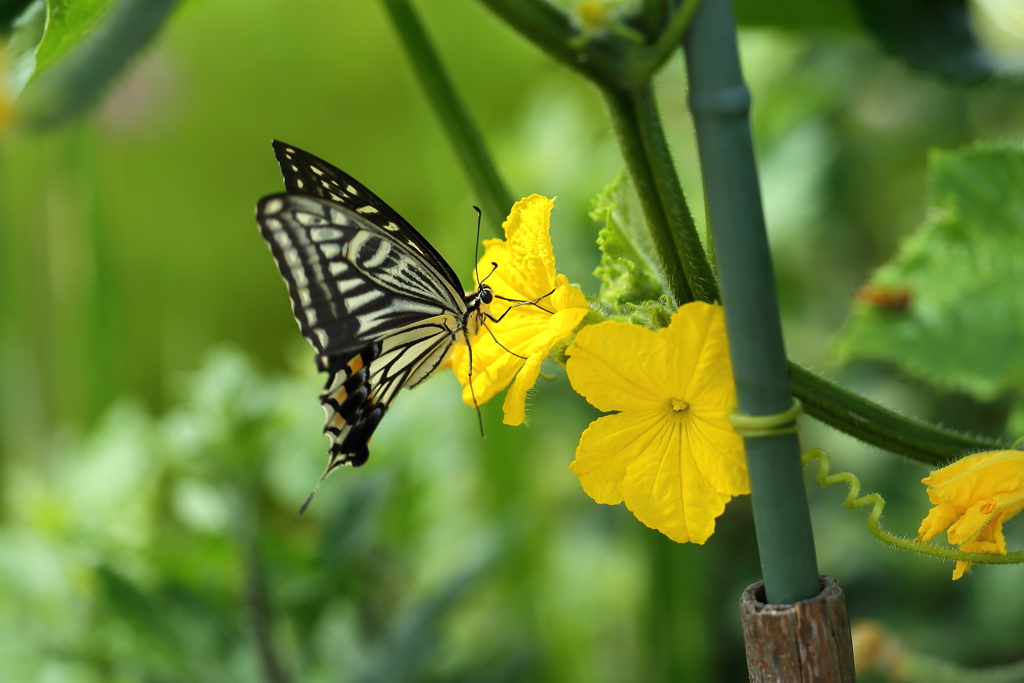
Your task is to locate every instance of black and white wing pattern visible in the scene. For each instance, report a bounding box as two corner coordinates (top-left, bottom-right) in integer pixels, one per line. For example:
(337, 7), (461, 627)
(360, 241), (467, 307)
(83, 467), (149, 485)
(256, 142), (488, 489)
(270, 140), (463, 292)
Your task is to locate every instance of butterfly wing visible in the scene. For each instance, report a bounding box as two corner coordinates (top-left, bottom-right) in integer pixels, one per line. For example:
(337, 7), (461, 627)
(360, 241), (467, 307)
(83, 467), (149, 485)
(319, 317), (459, 470)
(270, 140), (464, 295)
(257, 192), (466, 360)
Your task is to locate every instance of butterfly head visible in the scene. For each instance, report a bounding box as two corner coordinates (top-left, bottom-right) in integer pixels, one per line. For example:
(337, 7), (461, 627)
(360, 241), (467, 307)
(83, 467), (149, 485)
(464, 282), (494, 337)
(478, 283), (494, 306)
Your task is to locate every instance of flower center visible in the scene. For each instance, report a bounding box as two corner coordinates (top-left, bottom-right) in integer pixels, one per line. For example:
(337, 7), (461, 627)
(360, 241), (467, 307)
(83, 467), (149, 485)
(671, 398), (689, 412)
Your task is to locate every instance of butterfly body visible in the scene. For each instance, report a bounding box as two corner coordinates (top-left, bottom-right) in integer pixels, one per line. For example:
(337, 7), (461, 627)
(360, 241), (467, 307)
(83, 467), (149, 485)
(256, 141), (491, 476)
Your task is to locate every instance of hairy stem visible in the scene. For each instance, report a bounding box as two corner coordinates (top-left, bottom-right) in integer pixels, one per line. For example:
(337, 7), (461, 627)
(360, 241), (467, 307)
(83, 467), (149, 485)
(632, 83), (718, 302)
(631, 0), (703, 81)
(603, 85), (694, 303)
(792, 363), (1005, 466)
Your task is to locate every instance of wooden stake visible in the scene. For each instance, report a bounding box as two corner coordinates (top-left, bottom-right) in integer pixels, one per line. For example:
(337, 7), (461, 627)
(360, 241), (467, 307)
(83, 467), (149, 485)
(739, 575), (856, 682)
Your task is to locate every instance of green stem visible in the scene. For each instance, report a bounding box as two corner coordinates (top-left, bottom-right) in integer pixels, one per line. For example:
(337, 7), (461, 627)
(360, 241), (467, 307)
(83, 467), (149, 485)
(477, 0), (701, 88)
(602, 85), (694, 303)
(803, 448), (1024, 567)
(476, 0), (713, 302)
(632, 83), (718, 302)
(475, 0), (625, 84)
(684, 0), (821, 604)
(631, 0), (703, 80)
(791, 363), (1005, 467)
(381, 0), (514, 229)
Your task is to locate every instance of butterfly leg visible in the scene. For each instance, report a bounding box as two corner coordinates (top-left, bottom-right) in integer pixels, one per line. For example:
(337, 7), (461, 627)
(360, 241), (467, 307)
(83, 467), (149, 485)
(481, 320), (527, 360)
(487, 288), (558, 323)
(463, 326), (486, 438)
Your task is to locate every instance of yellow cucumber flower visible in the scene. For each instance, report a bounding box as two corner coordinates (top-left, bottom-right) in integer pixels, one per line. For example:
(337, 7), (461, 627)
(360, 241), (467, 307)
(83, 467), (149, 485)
(452, 195), (589, 425)
(916, 450), (1024, 579)
(565, 302), (748, 544)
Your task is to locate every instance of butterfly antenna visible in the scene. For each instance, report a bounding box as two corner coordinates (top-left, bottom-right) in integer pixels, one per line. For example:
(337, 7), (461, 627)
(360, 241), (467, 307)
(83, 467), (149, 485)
(479, 261), (498, 286)
(472, 206), (483, 285)
(299, 463), (332, 515)
(464, 327), (485, 438)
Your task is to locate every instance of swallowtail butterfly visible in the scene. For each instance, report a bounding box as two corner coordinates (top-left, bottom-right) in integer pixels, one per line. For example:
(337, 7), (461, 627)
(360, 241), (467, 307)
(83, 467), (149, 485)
(256, 141), (497, 506)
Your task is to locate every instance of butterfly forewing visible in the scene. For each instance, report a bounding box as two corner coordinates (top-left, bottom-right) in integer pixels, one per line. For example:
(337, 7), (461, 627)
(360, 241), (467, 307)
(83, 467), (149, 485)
(257, 193), (465, 359)
(270, 140), (463, 293)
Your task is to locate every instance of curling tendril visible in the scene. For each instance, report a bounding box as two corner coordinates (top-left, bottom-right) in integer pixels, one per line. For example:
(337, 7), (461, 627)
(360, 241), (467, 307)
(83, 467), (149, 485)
(802, 448), (1024, 566)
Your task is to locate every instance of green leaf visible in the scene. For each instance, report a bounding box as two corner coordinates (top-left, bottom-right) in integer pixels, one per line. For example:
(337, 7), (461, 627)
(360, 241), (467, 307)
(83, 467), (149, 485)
(591, 172), (666, 314)
(833, 142), (1024, 402)
(33, 0), (115, 77)
(16, 0), (180, 127)
(4, 0), (45, 95)
(850, 0), (992, 83)
(3, 0), (111, 98)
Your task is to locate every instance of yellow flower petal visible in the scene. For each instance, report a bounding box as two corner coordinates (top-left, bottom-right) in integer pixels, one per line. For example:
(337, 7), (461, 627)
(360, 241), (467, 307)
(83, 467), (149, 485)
(916, 502), (960, 542)
(947, 499), (998, 546)
(451, 196), (588, 425)
(565, 321), (669, 413)
(921, 449), (1015, 484)
(571, 410), (665, 504)
(659, 303), (737, 415)
(917, 450), (1024, 579)
(499, 194), (558, 296)
(621, 411), (735, 544)
(501, 351), (544, 426)
(685, 408), (749, 496)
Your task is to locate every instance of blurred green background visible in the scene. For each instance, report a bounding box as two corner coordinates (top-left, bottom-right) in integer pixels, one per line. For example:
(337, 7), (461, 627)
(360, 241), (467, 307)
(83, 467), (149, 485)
(2, 0), (1024, 681)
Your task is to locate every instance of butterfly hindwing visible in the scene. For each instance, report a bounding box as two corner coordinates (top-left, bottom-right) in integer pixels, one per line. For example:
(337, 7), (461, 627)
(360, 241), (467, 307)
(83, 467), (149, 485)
(270, 140), (463, 294)
(319, 318), (458, 472)
(319, 343), (385, 469)
(257, 192), (465, 359)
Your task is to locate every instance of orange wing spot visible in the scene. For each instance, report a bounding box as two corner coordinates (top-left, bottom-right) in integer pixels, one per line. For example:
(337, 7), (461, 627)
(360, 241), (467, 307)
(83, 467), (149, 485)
(347, 355), (365, 374)
(331, 411), (347, 429)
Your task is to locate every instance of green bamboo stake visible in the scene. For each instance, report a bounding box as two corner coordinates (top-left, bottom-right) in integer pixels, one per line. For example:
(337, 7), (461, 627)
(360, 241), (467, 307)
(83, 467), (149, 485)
(380, 0), (514, 230)
(683, 0), (820, 604)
